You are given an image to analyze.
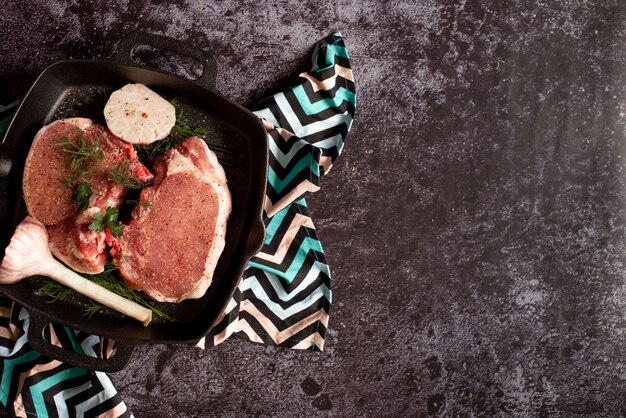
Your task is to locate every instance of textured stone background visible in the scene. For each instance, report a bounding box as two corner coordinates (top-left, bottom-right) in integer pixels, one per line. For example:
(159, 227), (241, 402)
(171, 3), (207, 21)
(2, 0), (626, 416)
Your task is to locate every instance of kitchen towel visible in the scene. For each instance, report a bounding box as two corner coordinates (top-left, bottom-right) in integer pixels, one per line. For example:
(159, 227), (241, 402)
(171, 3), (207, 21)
(0, 32), (355, 417)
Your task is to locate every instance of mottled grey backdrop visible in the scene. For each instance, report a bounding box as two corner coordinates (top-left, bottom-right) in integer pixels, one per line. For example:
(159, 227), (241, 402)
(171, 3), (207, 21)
(1, 0), (626, 416)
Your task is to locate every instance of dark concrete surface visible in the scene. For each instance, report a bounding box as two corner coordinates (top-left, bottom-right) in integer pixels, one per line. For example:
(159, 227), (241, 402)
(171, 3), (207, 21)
(2, 0), (626, 416)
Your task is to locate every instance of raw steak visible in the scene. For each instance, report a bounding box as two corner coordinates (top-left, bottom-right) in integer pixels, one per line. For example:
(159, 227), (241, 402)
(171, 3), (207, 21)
(22, 118), (153, 273)
(23, 118), (92, 225)
(112, 136), (231, 302)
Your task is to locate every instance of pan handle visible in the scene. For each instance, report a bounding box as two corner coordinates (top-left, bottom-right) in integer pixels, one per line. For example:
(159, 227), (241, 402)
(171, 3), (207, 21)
(27, 311), (135, 373)
(113, 31), (218, 91)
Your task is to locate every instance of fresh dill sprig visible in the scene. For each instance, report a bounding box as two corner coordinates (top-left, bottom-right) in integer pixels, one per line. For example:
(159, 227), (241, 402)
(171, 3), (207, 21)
(34, 282), (74, 302)
(55, 128), (103, 213)
(84, 303), (104, 318)
(169, 112), (208, 141)
(87, 271), (173, 321)
(109, 160), (150, 189)
(53, 128), (103, 182)
(34, 263), (174, 321)
(135, 109), (209, 165)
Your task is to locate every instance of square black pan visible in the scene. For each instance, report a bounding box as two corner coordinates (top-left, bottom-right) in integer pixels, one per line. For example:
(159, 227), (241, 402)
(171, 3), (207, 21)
(0, 33), (267, 372)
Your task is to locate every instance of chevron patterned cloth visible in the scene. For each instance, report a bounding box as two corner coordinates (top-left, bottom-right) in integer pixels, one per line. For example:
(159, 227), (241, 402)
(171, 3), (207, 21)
(0, 32), (354, 416)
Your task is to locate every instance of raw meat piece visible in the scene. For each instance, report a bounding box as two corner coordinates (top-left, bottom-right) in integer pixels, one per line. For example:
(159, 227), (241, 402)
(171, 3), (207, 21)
(47, 208), (107, 274)
(22, 118), (92, 225)
(80, 123), (154, 208)
(22, 118), (153, 273)
(113, 136), (231, 302)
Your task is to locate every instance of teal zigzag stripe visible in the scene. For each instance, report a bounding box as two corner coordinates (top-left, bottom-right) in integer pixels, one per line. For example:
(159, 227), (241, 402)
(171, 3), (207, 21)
(31, 367), (88, 417)
(326, 44), (349, 61)
(292, 85), (356, 116)
(64, 327), (85, 355)
(264, 205), (290, 245)
(267, 153), (320, 194)
(0, 350), (41, 405)
(248, 236), (324, 284)
(263, 199), (308, 246)
(315, 44), (350, 71)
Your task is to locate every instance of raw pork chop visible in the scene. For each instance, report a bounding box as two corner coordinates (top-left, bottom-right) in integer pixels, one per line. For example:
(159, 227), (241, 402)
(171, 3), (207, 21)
(22, 118), (153, 273)
(112, 136), (231, 302)
(22, 118), (93, 225)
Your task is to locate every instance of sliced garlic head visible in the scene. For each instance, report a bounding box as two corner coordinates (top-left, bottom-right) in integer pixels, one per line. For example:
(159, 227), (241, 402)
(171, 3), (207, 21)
(104, 83), (176, 144)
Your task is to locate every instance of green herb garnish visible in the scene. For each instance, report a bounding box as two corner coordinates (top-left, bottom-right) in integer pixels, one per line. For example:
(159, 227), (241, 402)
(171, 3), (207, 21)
(89, 207), (124, 237)
(169, 112), (208, 141)
(34, 263), (174, 321)
(135, 109), (209, 164)
(83, 303), (104, 318)
(87, 270), (173, 321)
(72, 182), (93, 212)
(34, 282), (74, 302)
(109, 160), (150, 189)
(54, 128), (103, 183)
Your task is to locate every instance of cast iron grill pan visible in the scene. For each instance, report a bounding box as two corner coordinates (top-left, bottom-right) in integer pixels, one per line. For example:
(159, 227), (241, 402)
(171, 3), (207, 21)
(0, 33), (268, 372)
